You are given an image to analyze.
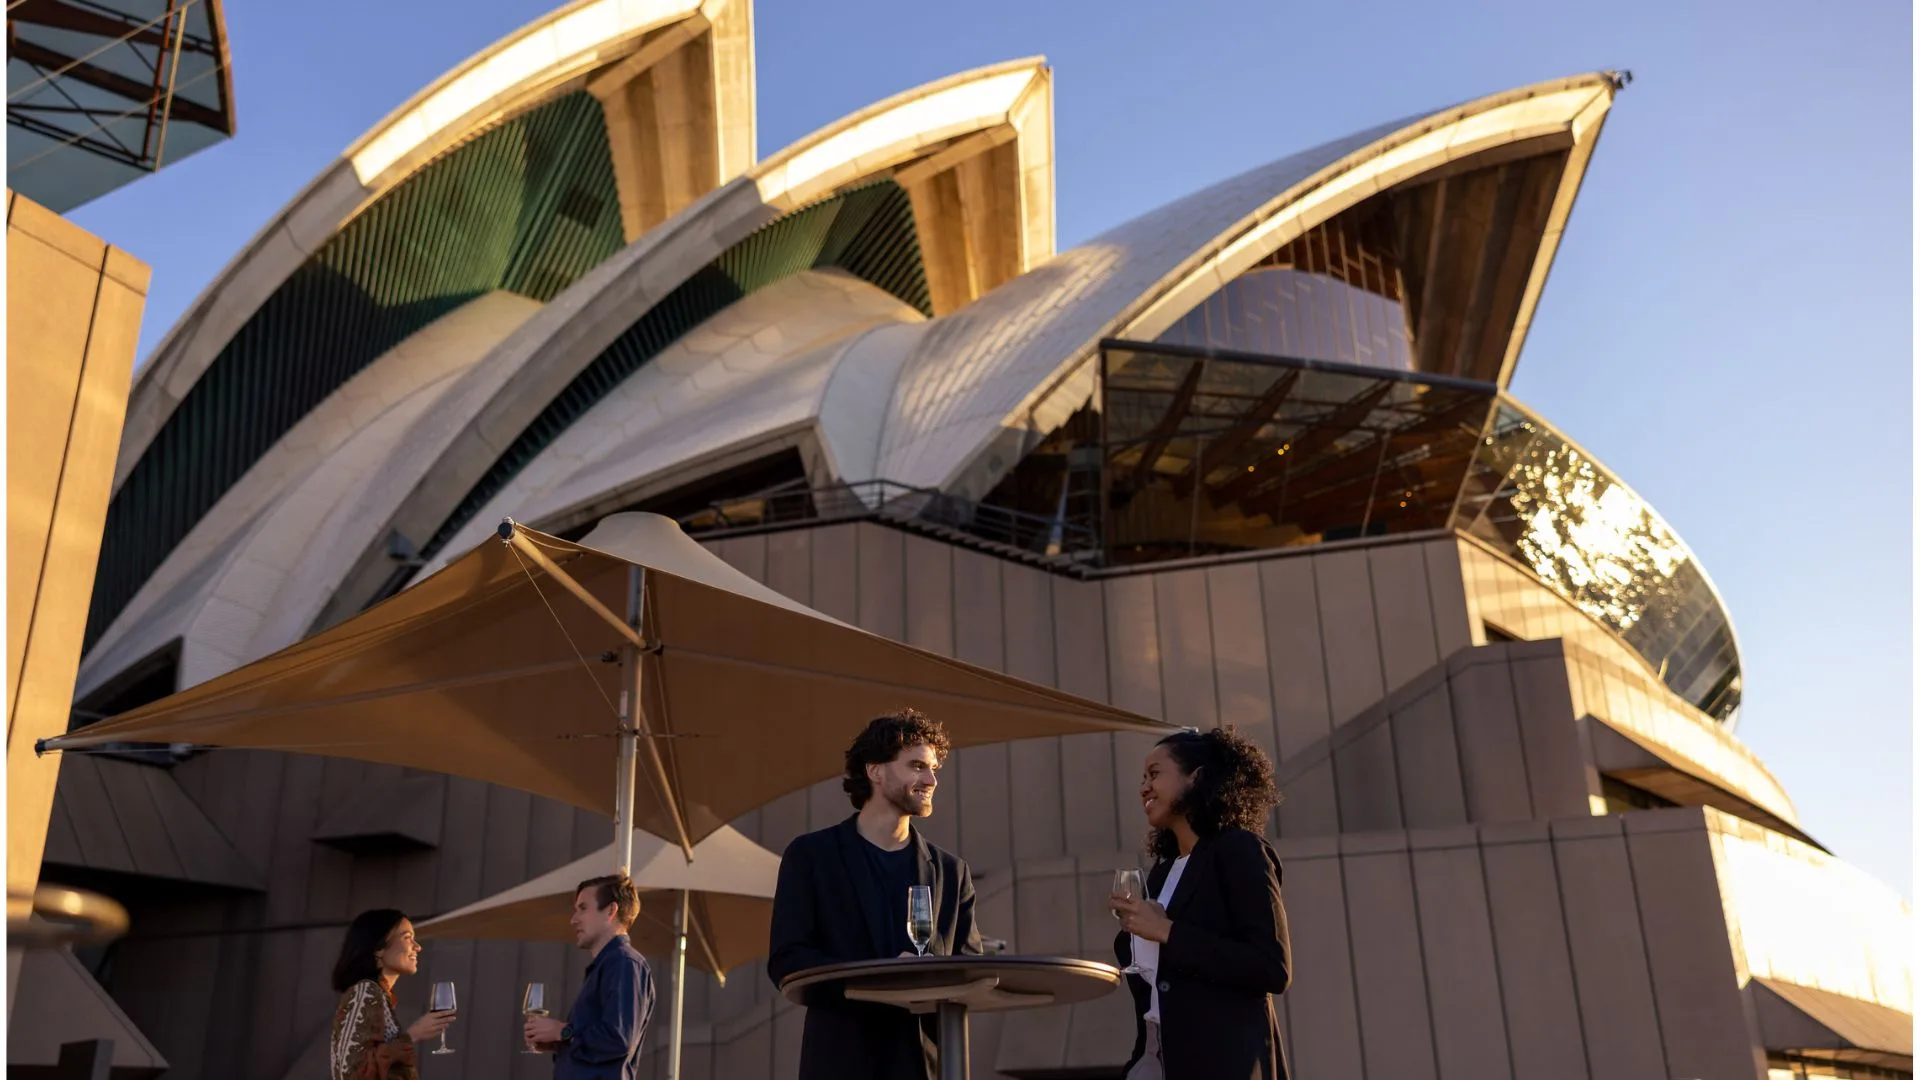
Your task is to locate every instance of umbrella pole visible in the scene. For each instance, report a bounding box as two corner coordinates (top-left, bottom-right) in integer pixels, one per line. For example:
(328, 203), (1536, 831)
(501, 522), (695, 859)
(615, 566), (646, 875)
(667, 888), (689, 1080)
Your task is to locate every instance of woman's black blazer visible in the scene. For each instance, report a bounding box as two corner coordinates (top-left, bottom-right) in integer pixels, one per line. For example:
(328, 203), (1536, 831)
(1112, 827), (1291, 1080)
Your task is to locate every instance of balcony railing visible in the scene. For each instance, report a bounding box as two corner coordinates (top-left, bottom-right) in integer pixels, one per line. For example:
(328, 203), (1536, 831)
(676, 478), (1100, 564)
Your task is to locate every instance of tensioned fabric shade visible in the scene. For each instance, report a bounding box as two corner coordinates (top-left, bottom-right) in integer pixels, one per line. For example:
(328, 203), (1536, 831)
(418, 826), (778, 977)
(45, 513), (1175, 846)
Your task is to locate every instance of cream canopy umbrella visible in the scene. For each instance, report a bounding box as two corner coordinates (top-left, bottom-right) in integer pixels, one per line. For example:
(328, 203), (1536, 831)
(417, 824), (777, 977)
(418, 823), (778, 1072)
(43, 512), (1178, 1077)
(43, 512), (1176, 860)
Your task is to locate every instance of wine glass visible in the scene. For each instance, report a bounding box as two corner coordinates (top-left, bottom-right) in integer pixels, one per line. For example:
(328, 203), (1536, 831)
(428, 981), (457, 1055)
(906, 885), (934, 957)
(520, 982), (547, 1055)
(1112, 868), (1146, 974)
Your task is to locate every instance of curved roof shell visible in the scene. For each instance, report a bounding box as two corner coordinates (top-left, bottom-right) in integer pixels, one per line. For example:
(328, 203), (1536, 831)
(86, 63), (1731, 754)
(876, 74), (1617, 503)
(87, 0), (756, 651)
(80, 52), (1053, 689)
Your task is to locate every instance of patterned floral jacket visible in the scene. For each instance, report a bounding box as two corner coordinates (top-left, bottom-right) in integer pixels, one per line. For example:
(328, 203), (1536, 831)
(330, 979), (417, 1080)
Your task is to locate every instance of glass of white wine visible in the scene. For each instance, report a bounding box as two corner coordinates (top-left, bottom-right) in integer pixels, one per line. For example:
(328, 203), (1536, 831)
(1112, 868), (1146, 974)
(521, 982), (547, 1055)
(906, 885), (934, 957)
(428, 981), (457, 1055)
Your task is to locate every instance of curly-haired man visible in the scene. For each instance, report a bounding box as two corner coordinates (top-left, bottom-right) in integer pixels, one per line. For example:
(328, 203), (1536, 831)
(768, 708), (983, 1079)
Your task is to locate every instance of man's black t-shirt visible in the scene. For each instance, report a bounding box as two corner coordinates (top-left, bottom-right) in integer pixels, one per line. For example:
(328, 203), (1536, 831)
(859, 838), (916, 955)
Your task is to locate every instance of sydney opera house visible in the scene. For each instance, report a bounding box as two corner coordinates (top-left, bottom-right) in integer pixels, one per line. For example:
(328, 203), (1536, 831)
(21, 0), (1910, 1077)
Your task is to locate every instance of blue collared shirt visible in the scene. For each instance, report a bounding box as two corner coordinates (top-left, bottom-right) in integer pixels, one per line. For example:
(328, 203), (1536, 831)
(555, 934), (654, 1080)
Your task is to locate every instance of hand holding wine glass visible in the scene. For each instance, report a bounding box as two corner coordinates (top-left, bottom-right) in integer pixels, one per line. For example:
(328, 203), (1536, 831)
(427, 981), (457, 1055)
(906, 885), (934, 957)
(520, 982), (547, 1055)
(405, 1009), (454, 1045)
(1110, 868), (1147, 974)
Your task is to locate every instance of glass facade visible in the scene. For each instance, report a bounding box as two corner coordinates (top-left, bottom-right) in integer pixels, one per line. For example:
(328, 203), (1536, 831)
(1097, 343), (1490, 561)
(975, 340), (1744, 724)
(1453, 404), (1742, 722)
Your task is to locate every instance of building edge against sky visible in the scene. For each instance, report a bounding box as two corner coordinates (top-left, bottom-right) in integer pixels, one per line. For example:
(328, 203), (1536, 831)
(16, 0), (1911, 1077)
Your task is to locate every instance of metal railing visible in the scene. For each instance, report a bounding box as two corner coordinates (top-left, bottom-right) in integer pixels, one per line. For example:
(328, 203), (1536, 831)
(676, 479), (1100, 564)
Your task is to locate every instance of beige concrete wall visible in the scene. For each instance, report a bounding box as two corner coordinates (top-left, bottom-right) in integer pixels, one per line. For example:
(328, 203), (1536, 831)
(5, 192), (146, 962)
(62, 525), (1478, 1077)
(55, 523), (1850, 1080)
(1271, 638), (1598, 840)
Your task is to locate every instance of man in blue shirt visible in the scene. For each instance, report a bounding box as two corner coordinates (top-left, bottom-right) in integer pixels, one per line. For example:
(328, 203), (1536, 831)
(524, 874), (655, 1079)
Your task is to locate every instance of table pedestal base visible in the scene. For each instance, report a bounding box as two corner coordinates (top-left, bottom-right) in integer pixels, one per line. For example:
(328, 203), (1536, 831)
(937, 1001), (969, 1080)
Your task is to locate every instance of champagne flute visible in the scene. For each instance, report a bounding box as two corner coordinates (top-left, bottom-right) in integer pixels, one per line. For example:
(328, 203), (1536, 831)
(520, 982), (547, 1055)
(428, 981), (457, 1055)
(1112, 868), (1147, 975)
(906, 885), (934, 957)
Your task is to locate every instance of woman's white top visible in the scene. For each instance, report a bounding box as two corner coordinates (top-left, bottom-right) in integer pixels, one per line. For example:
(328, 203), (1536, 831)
(1131, 853), (1190, 1023)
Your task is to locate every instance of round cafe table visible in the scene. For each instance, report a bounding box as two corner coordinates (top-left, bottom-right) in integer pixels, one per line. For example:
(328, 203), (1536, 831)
(780, 955), (1121, 1080)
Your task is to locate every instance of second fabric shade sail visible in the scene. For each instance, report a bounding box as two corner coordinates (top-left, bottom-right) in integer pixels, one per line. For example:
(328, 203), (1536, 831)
(417, 825), (778, 977)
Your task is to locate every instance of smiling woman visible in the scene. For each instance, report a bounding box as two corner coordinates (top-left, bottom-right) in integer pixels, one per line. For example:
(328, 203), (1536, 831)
(1113, 729), (1290, 1080)
(329, 910), (453, 1080)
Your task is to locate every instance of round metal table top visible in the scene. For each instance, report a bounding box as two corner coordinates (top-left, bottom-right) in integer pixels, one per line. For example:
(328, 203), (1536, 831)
(779, 955), (1120, 1012)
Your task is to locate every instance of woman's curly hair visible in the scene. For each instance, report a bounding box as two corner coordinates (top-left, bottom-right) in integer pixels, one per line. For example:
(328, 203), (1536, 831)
(1148, 727), (1280, 862)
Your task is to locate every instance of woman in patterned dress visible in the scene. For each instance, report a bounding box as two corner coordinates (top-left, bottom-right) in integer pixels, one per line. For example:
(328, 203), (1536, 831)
(329, 909), (455, 1080)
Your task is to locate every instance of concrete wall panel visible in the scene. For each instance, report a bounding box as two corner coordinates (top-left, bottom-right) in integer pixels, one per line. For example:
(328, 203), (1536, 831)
(1276, 752), (1341, 838)
(1626, 817), (1769, 1080)
(807, 523), (859, 623)
(1333, 720), (1402, 833)
(1054, 577), (1117, 855)
(1509, 652), (1590, 818)
(1280, 851), (1367, 1077)
(854, 523), (905, 639)
(1447, 659), (1535, 822)
(1000, 562), (1057, 686)
(1153, 569), (1217, 729)
(764, 529), (812, 606)
(1552, 821), (1669, 1080)
(1314, 550), (1385, 725)
(1369, 543), (1439, 693)
(1207, 562), (1278, 762)
(1389, 679), (1468, 828)
(1261, 557), (1333, 760)
(1478, 829), (1589, 1078)
(1422, 539), (1474, 659)
(1106, 575), (1163, 851)
(1342, 846), (1439, 1080)
(1410, 838), (1515, 1079)
(903, 534), (954, 657)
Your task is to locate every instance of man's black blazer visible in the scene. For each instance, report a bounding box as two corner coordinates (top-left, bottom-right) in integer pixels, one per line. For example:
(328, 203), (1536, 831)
(1114, 827), (1292, 1080)
(768, 815), (983, 1080)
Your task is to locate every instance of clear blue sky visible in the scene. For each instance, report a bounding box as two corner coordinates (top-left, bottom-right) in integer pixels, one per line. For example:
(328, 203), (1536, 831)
(69, 0), (1912, 895)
